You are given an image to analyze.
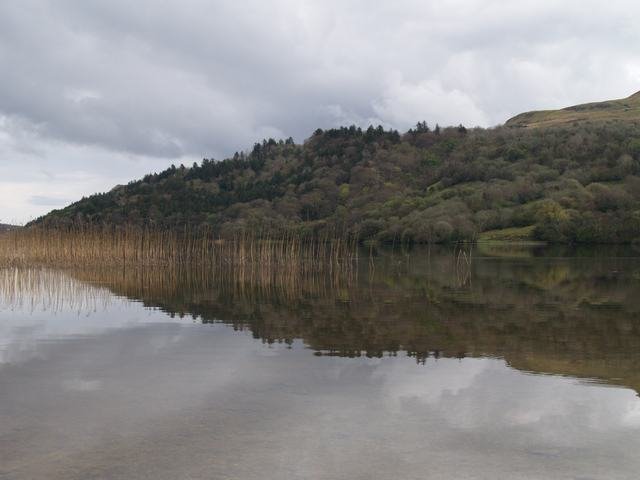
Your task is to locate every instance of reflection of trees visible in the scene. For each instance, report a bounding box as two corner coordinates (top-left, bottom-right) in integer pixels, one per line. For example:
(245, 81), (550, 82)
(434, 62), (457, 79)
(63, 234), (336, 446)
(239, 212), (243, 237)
(82, 247), (640, 392)
(3, 246), (640, 393)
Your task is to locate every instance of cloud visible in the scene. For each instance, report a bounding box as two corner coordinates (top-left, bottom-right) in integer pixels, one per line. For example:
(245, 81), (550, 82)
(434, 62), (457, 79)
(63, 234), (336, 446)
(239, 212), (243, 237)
(28, 195), (73, 206)
(373, 73), (489, 128)
(1, 0), (640, 221)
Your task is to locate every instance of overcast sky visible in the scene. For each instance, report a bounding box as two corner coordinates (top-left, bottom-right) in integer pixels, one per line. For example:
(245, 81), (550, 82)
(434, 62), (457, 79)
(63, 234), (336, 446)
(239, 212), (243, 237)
(1, 0), (640, 223)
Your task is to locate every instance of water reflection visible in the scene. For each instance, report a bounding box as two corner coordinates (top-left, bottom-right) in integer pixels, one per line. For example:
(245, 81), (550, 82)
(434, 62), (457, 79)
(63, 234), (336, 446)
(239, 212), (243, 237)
(1, 246), (640, 479)
(5, 246), (638, 392)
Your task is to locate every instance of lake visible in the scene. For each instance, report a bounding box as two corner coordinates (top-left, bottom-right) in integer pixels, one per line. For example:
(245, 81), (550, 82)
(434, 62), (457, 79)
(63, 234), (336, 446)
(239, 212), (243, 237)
(1, 245), (640, 479)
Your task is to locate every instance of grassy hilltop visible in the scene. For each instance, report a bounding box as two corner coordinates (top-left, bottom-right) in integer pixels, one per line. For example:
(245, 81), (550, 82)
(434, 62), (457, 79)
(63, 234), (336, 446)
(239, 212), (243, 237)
(506, 91), (640, 128)
(34, 93), (640, 244)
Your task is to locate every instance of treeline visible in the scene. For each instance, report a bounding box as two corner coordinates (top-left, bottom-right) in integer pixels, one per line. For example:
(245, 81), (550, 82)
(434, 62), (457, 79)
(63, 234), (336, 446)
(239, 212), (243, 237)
(34, 121), (640, 243)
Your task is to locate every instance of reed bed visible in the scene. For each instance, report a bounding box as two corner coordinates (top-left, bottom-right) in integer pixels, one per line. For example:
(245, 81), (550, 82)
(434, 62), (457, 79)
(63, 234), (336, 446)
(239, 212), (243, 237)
(0, 225), (357, 273)
(0, 225), (359, 314)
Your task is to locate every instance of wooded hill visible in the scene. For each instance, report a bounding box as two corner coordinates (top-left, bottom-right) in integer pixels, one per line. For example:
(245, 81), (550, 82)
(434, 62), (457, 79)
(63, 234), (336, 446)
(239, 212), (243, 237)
(34, 96), (640, 243)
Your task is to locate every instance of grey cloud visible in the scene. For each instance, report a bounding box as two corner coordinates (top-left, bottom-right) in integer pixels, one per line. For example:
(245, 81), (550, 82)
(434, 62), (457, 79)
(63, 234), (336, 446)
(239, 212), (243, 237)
(29, 195), (72, 206)
(3, 0), (640, 157)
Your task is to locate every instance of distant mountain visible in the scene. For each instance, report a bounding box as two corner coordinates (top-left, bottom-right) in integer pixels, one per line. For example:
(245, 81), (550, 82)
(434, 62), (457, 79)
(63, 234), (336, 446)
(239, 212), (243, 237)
(34, 93), (640, 244)
(506, 91), (640, 128)
(0, 224), (17, 233)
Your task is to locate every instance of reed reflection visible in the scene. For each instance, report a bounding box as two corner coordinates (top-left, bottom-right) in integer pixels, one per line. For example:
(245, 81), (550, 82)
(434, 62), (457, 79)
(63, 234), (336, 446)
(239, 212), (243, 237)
(0, 268), (113, 314)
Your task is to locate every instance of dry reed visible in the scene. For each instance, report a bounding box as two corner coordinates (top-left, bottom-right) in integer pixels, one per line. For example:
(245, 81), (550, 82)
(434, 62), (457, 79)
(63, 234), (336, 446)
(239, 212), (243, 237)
(0, 225), (357, 283)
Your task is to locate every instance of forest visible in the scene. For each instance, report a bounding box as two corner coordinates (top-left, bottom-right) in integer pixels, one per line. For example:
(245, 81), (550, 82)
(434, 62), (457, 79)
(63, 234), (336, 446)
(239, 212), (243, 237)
(34, 120), (640, 244)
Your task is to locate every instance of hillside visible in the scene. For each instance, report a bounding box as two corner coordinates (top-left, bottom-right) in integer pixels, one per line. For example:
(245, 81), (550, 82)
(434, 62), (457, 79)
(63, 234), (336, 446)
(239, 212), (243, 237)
(506, 91), (640, 128)
(35, 104), (640, 244)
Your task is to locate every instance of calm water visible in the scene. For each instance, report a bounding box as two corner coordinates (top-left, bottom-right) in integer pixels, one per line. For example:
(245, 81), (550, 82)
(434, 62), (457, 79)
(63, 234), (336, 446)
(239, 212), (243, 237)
(1, 245), (640, 479)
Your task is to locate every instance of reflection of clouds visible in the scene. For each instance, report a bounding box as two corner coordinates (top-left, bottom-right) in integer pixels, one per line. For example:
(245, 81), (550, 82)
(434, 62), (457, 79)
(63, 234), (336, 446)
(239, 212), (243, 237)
(0, 305), (156, 365)
(373, 356), (640, 438)
(622, 400), (640, 427)
(2, 323), (640, 479)
(374, 357), (490, 407)
(63, 378), (102, 392)
(147, 329), (187, 353)
(225, 355), (640, 479)
(0, 268), (195, 365)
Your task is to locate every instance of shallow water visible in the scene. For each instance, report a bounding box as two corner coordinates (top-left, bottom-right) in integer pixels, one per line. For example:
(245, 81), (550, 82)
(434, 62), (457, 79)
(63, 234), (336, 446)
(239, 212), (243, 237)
(1, 245), (640, 479)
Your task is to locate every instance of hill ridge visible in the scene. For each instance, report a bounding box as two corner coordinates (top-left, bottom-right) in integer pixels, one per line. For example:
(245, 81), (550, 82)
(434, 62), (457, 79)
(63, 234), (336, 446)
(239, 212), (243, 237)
(506, 90), (640, 128)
